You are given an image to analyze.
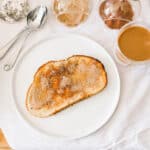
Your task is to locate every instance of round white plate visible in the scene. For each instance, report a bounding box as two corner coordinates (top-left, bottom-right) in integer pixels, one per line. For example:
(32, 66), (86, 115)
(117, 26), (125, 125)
(12, 34), (120, 140)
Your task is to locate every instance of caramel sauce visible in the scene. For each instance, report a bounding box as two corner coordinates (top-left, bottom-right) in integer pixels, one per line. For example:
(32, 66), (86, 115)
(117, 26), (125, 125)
(118, 26), (150, 61)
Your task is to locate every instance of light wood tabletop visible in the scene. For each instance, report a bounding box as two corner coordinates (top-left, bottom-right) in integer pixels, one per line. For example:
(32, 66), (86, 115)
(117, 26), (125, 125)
(0, 129), (11, 150)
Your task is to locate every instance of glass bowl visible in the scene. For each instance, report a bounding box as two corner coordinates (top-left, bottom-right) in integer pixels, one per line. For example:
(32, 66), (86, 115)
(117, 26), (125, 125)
(52, 0), (93, 27)
(114, 21), (150, 65)
(0, 0), (30, 23)
(98, 0), (141, 29)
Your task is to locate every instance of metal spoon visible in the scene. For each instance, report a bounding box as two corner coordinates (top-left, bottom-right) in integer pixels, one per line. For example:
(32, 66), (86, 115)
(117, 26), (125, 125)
(0, 5), (47, 61)
(1, 5), (48, 71)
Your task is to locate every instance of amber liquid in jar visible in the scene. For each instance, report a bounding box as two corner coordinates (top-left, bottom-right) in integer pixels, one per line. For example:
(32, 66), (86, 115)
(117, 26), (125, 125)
(118, 26), (150, 61)
(53, 0), (90, 27)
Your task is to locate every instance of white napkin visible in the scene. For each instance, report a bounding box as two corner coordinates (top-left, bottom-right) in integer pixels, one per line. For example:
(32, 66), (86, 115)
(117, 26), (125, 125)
(0, 0), (149, 149)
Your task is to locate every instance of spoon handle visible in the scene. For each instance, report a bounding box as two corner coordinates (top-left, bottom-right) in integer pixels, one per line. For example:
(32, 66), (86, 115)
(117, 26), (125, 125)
(3, 29), (33, 71)
(0, 28), (29, 60)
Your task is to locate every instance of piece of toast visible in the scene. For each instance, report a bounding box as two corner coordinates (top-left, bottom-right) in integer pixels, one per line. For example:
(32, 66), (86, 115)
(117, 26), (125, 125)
(26, 55), (107, 117)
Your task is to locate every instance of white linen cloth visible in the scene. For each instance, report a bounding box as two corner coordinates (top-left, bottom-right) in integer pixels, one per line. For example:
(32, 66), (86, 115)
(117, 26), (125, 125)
(0, 0), (149, 149)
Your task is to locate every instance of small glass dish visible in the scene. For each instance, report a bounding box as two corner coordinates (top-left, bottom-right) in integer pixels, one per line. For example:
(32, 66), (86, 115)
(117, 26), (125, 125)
(0, 0), (30, 23)
(98, 0), (141, 29)
(52, 0), (93, 27)
(114, 21), (150, 65)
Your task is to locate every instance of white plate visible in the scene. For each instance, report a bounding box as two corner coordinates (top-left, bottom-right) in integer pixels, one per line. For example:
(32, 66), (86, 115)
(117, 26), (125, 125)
(11, 34), (120, 140)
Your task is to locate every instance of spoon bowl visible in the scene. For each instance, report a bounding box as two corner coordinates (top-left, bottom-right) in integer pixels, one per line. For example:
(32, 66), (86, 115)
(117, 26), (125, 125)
(27, 5), (48, 29)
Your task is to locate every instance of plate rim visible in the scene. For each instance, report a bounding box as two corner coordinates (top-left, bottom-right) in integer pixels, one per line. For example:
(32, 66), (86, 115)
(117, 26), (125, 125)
(10, 33), (121, 140)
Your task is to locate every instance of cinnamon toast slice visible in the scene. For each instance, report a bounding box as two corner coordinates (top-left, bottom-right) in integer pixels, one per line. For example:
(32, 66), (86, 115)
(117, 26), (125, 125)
(26, 55), (107, 117)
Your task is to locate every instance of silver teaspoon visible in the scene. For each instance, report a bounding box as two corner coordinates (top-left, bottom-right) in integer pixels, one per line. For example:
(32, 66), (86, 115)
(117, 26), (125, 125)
(2, 5), (48, 71)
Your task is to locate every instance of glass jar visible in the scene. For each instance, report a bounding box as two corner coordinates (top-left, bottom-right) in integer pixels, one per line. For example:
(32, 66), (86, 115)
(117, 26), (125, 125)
(114, 21), (150, 65)
(98, 0), (141, 29)
(53, 0), (91, 27)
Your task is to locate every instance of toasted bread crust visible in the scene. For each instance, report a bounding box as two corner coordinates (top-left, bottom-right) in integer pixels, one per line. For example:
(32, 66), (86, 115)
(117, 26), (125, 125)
(26, 55), (107, 117)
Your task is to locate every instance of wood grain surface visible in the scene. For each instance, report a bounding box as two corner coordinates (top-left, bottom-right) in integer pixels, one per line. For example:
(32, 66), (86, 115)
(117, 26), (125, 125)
(0, 129), (11, 150)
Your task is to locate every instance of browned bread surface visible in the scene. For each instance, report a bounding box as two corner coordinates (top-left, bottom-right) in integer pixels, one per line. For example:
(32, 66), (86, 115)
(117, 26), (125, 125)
(26, 55), (107, 117)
